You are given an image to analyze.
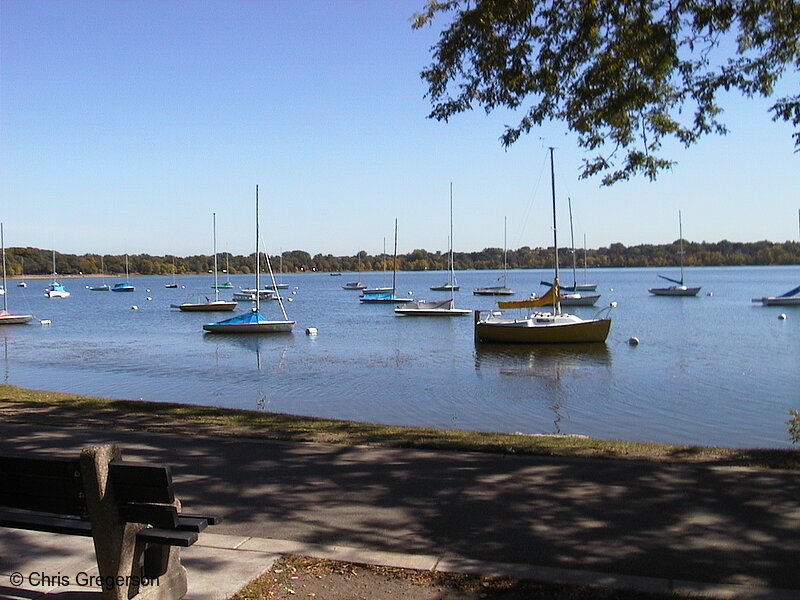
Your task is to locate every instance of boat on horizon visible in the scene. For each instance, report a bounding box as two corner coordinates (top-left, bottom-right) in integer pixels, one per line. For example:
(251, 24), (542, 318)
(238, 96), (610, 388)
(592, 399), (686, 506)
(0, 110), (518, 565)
(474, 217), (513, 296)
(648, 211), (701, 297)
(397, 183), (469, 317)
(173, 214), (237, 312)
(360, 219), (413, 304)
(44, 250), (69, 298)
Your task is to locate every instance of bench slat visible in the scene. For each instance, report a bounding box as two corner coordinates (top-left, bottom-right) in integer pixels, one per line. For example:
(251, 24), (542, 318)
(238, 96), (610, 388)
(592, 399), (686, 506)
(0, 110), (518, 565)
(176, 517), (207, 533)
(0, 493), (86, 516)
(0, 508), (92, 536)
(137, 527), (198, 547)
(119, 504), (179, 528)
(180, 512), (222, 525)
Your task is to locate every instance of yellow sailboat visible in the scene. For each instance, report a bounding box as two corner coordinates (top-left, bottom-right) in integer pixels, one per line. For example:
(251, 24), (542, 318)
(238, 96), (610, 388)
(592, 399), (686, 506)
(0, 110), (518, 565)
(475, 148), (612, 344)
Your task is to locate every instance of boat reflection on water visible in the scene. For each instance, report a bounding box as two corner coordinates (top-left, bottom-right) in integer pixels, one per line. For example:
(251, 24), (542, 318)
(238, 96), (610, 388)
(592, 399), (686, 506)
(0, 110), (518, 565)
(473, 343), (612, 435)
(201, 334), (291, 411)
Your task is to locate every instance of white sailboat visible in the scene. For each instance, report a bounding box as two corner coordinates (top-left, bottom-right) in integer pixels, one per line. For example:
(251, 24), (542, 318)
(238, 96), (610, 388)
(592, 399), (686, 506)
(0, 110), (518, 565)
(360, 219), (413, 303)
(342, 252), (367, 290)
(473, 217), (514, 295)
(165, 256), (178, 288)
(648, 211), (701, 296)
(751, 285), (800, 306)
(0, 223), (33, 325)
(475, 147), (612, 344)
(204, 185), (294, 333)
(173, 214), (237, 311)
(88, 255), (110, 291)
(44, 250), (70, 298)
(396, 183), (469, 316)
(556, 198), (600, 307)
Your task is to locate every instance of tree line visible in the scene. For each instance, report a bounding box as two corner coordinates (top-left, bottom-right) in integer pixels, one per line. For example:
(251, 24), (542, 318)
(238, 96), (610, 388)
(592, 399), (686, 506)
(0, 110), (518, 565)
(4, 240), (798, 277)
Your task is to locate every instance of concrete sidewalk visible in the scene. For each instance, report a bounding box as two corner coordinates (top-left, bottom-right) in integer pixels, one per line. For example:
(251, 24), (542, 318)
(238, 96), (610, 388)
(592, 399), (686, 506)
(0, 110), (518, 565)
(1, 422), (799, 599)
(2, 530), (799, 600)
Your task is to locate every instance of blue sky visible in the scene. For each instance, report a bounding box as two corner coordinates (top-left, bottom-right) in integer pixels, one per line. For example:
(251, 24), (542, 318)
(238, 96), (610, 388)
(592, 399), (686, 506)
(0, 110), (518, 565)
(2, 0), (798, 258)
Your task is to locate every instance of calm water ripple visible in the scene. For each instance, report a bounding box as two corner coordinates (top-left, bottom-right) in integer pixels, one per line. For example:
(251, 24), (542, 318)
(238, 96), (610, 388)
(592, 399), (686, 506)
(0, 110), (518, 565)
(2, 266), (798, 448)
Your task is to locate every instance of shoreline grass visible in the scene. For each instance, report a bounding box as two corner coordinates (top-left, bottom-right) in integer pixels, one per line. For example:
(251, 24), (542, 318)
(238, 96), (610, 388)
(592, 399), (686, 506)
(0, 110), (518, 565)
(1, 384), (796, 469)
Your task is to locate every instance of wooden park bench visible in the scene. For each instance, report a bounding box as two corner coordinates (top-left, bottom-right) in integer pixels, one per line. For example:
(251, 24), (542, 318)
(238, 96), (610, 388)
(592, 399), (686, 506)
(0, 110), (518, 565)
(0, 443), (219, 600)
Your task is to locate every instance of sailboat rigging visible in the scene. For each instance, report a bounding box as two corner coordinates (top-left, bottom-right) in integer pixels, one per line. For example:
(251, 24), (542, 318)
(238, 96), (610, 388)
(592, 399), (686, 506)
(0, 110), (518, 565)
(360, 219), (413, 303)
(648, 211), (701, 296)
(474, 147), (612, 344)
(554, 198), (600, 306)
(44, 250), (70, 298)
(474, 217), (514, 295)
(165, 256), (178, 288)
(172, 214), (237, 311)
(88, 255), (110, 291)
(204, 185), (294, 333)
(396, 183), (470, 316)
(111, 254), (135, 292)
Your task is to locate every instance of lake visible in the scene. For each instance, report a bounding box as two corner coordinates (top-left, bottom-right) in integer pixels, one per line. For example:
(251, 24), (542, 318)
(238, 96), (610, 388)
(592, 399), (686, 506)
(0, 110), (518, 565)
(2, 266), (798, 448)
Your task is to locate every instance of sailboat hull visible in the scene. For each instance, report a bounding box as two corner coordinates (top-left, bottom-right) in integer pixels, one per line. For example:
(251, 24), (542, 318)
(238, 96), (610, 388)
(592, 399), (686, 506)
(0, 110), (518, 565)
(203, 320), (294, 333)
(648, 286), (701, 296)
(559, 293), (600, 306)
(473, 286), (514, 295)
(394, 299), (470, 316)
(430, 284), (459, 291)
(174, 301), (238, 312)
(475, 315), (611, 344)
(0, 312), (33, 325)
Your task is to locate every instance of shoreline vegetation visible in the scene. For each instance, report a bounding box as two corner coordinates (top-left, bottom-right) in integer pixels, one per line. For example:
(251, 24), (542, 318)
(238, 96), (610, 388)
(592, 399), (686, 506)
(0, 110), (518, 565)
(3, 240), (799, 277)
(1, 384), (797, 470)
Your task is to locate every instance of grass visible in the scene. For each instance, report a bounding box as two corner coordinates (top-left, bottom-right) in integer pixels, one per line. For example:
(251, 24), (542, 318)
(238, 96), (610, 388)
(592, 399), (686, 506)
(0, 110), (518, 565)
(0, 384), (797, 469)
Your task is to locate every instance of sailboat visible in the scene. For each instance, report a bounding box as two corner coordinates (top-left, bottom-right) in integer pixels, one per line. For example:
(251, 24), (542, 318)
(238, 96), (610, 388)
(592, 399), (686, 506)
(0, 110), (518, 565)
(396, 183), (469, 316)
(431, 191), (460, 292)
(165, 256), (178, 288)
(473, 217), (514, 295)
(44, 250), (70, 298)
(474, 147), (612, 344)
(204, 185), (294, 333)
(88, 255), (110, 291)
(342, 252), (367, 290)
(212, 251), (233, 289)
(173, 214), (237, 311)
(751, 285), (800, 306)
(648, 211), (701, 296)
(17, 258), (26, 287)
(0, 223), (33, 325)
(362, 238), (394, 294)
(360, 219), (413, 303)
(111, 255), (135, 291)
(263, 253), (289, 290)
(552, 198), (600, 307)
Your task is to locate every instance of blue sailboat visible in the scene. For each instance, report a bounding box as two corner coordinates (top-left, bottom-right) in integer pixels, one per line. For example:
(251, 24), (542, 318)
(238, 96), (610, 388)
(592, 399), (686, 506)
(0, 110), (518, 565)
(111, 255), (134, 292)
(203, 185), (294, 333)
(360, 219), (413, 304)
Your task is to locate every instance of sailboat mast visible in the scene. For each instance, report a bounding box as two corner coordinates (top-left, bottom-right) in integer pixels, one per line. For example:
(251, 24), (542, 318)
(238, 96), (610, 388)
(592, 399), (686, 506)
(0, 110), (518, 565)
(392, 218), (398, 293)
(568, 197), (577, 289)
(678, 210), (684, 285)
(583, 234), (588, 284)
(549, 147), (559, 282)
(212, 213), (219, 300)
(1, 223), (7, 313)
(449, 182), (455, 300)
(255, 186), (260, 313)
(549, 146), (561, 313)
(503, 216), (508, 286)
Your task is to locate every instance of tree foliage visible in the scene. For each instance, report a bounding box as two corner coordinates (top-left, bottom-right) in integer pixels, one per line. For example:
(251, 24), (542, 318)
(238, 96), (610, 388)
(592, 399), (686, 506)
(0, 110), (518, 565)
(413, 0), (800, 184)
(5, 240), (798, 277)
